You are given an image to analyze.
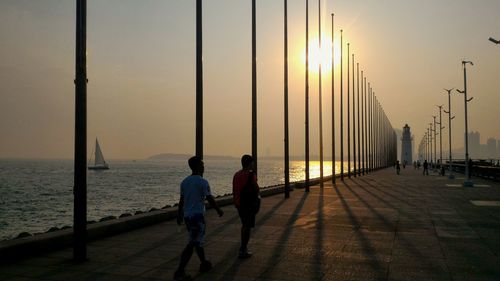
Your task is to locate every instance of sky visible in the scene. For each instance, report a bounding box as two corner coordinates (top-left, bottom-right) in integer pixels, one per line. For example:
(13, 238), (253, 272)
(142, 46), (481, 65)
(1, 0), (499, 160)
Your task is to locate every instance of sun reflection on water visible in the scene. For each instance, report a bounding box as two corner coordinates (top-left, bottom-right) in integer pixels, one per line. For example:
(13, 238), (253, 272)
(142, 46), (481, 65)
(288, 161), (356, 182)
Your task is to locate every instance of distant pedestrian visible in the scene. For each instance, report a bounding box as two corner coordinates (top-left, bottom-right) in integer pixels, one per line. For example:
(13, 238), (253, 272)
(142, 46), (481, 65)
(396, 160), (401, 175)
(423, 160), (429, 175)
(403, 160), (406, 169)
(233, 154), (261, 259)
(417, 160), (421, 170)
(413, 161), (417, 169)
(174, 156), (224, 281)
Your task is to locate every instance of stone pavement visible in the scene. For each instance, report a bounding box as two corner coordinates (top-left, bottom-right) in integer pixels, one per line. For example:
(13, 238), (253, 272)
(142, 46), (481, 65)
(1, 167), (500, 281)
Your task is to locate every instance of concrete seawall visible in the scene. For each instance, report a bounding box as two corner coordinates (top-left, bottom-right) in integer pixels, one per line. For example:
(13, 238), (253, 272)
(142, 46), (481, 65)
(0, 176), (332, 263)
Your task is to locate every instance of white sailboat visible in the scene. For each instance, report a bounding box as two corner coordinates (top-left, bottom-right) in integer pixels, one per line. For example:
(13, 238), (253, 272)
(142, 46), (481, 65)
(88, 138), (109, 170)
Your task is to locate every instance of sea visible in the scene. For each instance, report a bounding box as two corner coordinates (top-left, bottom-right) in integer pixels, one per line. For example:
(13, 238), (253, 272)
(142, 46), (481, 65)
(0, 157), (339, 241)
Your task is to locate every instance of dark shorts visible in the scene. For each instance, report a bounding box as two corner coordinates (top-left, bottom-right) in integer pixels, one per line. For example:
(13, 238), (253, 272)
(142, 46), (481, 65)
(237, 208), (256, 228)
(184, 214), (206, 247)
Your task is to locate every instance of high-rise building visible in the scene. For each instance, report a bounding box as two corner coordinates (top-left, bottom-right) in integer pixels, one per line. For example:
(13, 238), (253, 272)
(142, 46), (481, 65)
(467, 131), (480, 158)
(487, 138), (497, 159)
(401, 124), (413, 165)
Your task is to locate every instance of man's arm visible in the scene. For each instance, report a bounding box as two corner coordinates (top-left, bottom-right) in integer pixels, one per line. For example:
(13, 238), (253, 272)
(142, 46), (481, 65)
(206, 195), (224, 217)
(177, 195), (184, 225)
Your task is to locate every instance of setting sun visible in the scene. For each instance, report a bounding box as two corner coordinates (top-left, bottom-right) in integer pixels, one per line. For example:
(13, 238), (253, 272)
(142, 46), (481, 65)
(301, 35), (341, 74)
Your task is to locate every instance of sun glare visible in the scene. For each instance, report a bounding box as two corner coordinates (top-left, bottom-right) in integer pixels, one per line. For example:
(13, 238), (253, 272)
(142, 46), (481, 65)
(301, 35), (342, 74)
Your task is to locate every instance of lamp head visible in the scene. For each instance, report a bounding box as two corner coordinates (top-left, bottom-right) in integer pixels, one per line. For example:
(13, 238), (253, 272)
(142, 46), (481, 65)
(456, 89), (465, 94)
(462, 60), (474, 66)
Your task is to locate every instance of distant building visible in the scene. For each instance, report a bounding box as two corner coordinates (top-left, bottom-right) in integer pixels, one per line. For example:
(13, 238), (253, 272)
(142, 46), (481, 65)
(487, 138), (497, 159)
(467, 131), (480, 158)
(401, 124), (413, 165)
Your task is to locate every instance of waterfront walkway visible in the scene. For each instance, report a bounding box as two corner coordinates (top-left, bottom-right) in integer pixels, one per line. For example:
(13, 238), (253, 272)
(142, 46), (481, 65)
(2, 167), (500, 281)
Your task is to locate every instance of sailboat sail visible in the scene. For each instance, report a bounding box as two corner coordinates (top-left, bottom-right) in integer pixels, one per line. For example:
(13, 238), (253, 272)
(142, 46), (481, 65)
(94, 139), (106, 166)
(89, 138), (109, 170)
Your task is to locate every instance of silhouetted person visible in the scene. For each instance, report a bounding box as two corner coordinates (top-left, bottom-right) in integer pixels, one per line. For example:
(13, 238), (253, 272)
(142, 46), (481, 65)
(403, 160), (406, 169)
(396, 161), (401, 175)
(233, 154), (260, 259)
(423, 160), (429, 175)
(174, 156), (224, 281)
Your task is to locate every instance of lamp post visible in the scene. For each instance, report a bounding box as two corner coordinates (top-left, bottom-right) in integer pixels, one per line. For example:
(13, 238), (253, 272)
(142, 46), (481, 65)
(347, 43), (351, 178)
(252, 0), (258, 174)
(443, 88), (455, 179)
(74, 0), (88, 262)
(340, 30), (344, 180)
(284, 0), (290, 198)
(318, 0), (324, 188)
(331, 13), (336, 185)
(437, 105), (444, 175)
(352, 54), (356, 177)
(432, 116), (437, 171)
(304, 0), (310, 191)
(458, 60), (474, 187)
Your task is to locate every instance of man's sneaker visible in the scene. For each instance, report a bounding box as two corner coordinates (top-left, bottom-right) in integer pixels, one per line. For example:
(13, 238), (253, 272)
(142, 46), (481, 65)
(238, 250), (253, 259)
(199, 260), (212, 272)
(173, 270), (192, 281)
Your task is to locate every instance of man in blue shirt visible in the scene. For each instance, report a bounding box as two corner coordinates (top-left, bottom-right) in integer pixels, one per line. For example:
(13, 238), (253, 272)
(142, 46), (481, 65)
(174, 156), (224, 281)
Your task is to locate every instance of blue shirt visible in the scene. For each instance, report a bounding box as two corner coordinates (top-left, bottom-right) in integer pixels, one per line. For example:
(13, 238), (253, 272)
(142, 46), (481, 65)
(180, 175), (212, 218)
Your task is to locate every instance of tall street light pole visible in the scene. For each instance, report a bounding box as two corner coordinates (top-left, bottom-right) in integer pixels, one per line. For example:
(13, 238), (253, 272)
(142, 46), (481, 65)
(437, 105), (444, 174)
(284, 0), (290, 198)
(357, 63), (361, 176)
(340, 30), (344, 180)
(331, 13), (336, 185)
(459, 60), (474, 187)
(196, 0), (203, 160)
(74, 0), (87, 262)
(318, 0), (324, 188)
(304, 0), (310, 191)
(444, 88), (455, 179)
(252, 0), (258, 174)
(347, 43), (351, 178)
(352, 53), (356, 177)
(432, 116), (437, 170)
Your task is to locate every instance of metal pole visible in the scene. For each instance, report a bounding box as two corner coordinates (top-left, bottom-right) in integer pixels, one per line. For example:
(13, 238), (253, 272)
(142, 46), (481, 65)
(252, 0), (258, 174)
(352, 54), (356, 177)
(347, 43), (351, 178)
(196, 0), (203, 159)
(305, 0), (310, 191)
(433, 116), (437, 170)
(462, 61), (473, 186)
(437, 105), (444, 172)
(331, 13), (335, 185)
(364, 77), (367, 174)
(340, 30), (344, 180)
(444, 89), (455, 179)
(361, 71), (365, 175)
(74, 0), (87, 262)
(284, 0), (290, 198)
(318, 0), (324, 188)
(357, 63), (361, 176)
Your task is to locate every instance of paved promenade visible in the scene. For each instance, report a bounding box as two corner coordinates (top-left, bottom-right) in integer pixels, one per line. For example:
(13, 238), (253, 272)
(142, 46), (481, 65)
(2, 167), (500, 280)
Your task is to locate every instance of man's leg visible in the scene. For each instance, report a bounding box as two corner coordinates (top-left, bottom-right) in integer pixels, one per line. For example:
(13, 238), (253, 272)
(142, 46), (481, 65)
(240, 225), (250, 252)
(175, 243), (194, 280)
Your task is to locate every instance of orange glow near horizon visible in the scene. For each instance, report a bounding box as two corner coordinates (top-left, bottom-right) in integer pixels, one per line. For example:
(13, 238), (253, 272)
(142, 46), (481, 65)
(301, 35), (341, 75)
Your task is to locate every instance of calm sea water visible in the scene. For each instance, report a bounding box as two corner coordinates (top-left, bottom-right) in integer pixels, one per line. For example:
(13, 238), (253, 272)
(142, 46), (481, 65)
(0, 158), (341, 241)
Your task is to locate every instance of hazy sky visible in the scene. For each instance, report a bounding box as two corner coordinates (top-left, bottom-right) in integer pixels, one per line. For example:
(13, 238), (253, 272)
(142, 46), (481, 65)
(1, 0), (499, 160)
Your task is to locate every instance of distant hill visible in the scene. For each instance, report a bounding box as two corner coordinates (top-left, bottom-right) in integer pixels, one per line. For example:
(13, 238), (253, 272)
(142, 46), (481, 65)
(148, 153), (237, 161)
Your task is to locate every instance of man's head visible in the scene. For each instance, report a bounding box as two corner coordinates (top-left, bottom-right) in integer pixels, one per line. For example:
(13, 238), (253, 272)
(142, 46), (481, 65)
(241, 154), (254, 170)
(188, 156), (204, 175)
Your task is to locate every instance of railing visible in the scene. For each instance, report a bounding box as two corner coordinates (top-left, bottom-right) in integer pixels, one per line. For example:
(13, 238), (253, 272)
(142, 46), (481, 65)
(444, 160), (500, 181)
